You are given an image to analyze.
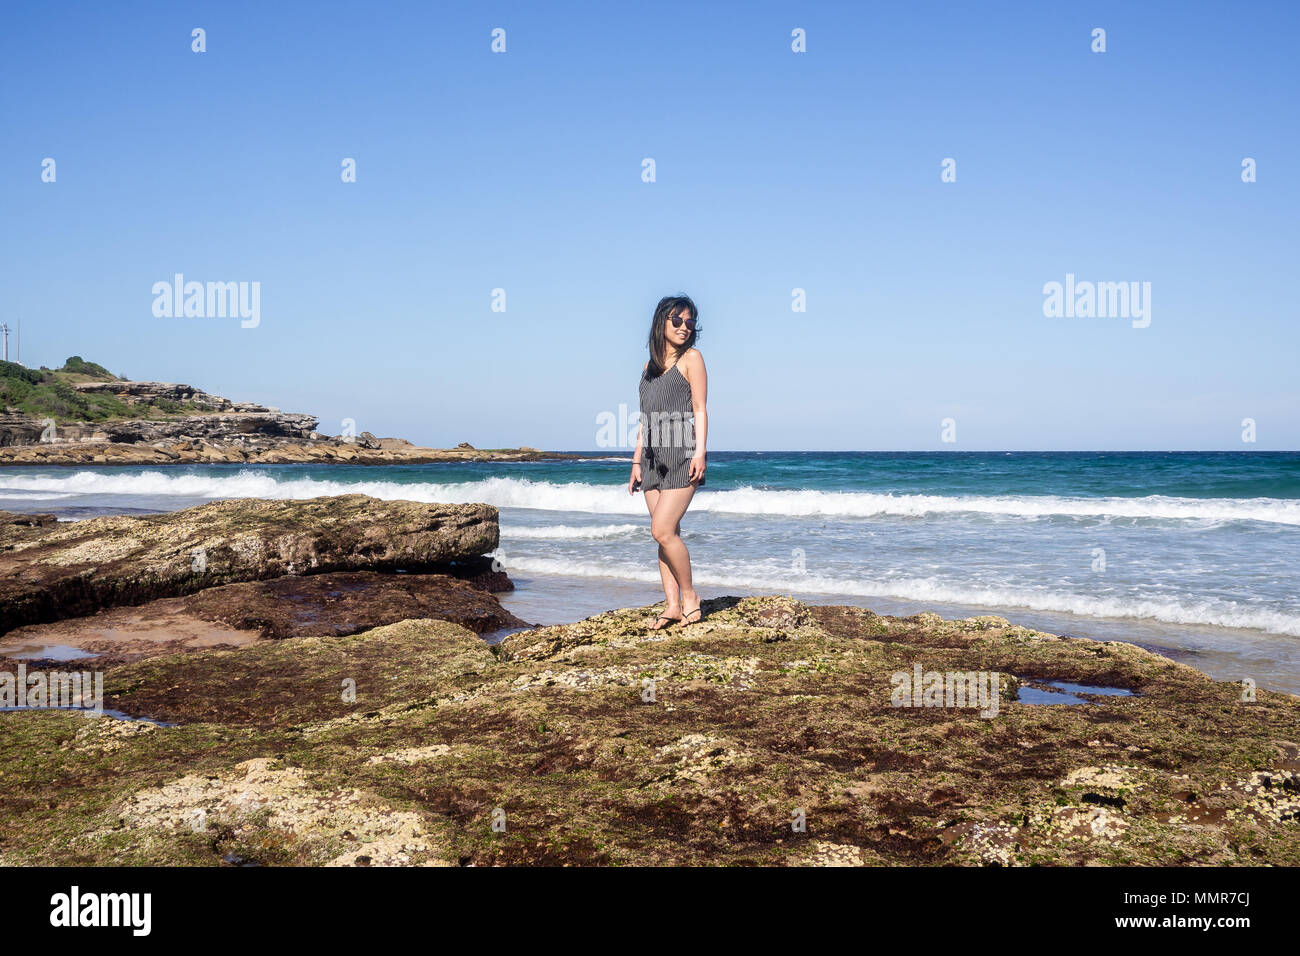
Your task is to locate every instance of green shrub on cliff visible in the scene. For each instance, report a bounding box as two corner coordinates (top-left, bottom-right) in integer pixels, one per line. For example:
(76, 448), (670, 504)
(58, 355), (119, 380)
(0, 360), (42, 386)
(0, 360), (133, 422)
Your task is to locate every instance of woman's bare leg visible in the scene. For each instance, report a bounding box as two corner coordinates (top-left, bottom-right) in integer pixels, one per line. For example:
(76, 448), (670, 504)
(644, 489), (681, 622)
(649, 485), (699, 618)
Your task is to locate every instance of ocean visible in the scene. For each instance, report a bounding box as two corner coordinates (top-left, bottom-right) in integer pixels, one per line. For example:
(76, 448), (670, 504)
(1, 450), (1297, 693)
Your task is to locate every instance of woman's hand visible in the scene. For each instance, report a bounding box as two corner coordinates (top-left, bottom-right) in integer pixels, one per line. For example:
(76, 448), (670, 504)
(628, 461), (642, 494)
(688, 452), (706, 484)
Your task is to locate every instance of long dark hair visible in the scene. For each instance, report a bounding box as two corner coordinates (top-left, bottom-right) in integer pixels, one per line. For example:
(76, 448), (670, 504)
(645, 294), (700, 378)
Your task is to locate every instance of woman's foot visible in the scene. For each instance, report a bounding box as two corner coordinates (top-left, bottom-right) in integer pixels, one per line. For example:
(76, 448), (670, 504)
(649, 607), (682, 630)
(681, 593), (703, 626)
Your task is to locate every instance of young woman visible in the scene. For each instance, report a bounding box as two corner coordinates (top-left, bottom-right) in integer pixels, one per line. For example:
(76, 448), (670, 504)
(627, 295), (708, 630)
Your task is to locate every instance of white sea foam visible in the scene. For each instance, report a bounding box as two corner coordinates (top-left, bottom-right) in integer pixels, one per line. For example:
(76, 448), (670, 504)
(2, 468), (1294, 636)
(504, 523), (644, 540)
(492, 552), (1300, 636)
(697, 486), (1300, 526)
(0, 471), (1296, 525)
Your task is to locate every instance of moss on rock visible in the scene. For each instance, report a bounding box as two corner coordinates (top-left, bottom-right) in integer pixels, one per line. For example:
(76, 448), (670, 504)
(1, 595), (1296, 866)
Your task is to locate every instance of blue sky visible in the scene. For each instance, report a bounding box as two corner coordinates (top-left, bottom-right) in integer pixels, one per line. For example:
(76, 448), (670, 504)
(2, 0), (1296, 450)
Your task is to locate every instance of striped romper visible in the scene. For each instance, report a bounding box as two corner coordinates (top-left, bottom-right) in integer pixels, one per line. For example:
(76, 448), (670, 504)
(638, 361), (704, 491)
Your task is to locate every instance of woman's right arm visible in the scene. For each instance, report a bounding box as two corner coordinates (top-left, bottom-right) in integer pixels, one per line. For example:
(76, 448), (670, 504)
(629, 420), (643, 494)
(629, 364), (646, 494)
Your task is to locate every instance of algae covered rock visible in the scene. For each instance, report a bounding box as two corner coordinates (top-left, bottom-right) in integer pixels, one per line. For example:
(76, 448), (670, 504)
(1, 595), (1297, 867)
(0, 496), (500, 633)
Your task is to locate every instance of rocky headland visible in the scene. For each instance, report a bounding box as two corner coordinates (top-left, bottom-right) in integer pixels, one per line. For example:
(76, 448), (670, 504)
(0, 494), (1296, 866)
(0, 358), (576, 465)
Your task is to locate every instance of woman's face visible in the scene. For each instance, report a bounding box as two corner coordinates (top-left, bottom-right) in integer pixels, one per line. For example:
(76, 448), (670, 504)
(663, 308), (694, 350)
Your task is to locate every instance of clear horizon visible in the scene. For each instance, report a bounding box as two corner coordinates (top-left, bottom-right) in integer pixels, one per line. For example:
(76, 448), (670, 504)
(3, 0), (1297, 452)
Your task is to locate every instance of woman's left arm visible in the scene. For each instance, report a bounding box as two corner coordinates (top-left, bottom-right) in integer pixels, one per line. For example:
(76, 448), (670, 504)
(686, 350), (708, 484)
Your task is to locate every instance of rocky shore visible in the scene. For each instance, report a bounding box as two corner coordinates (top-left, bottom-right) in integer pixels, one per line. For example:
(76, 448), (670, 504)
(0, 497), (504, 632)
(0, 496), (1296, 866)
(0, 437), (578, 466)
(0, 371), (577, 465)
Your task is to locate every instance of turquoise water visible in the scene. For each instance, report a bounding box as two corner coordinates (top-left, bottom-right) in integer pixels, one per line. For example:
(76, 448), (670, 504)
(1, 451), (1297, 692)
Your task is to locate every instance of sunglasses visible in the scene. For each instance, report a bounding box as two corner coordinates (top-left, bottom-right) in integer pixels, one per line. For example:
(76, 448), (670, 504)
(670, 315), (697, 330)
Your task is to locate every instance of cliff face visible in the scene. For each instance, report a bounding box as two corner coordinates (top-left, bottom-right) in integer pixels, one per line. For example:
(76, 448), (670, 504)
(0, 414), (49, 445)
(58, 412), (318, 444)
(67, 380), (263, 410)
(0, 412), (320, 446)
